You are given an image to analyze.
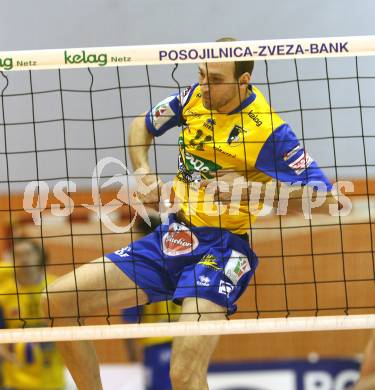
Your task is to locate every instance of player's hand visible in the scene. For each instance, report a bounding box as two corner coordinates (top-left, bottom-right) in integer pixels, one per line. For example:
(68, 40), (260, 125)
(135, 172), (165, 208)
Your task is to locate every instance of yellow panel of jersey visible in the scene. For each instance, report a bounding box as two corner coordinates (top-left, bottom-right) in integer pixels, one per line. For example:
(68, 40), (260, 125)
(145, 83), (331, 235)
(174, 84), (283, 234)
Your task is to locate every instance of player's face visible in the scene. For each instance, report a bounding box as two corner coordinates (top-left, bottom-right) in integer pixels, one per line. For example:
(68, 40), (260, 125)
(198, 62), (239, 111)
(13, 241), (41, 272)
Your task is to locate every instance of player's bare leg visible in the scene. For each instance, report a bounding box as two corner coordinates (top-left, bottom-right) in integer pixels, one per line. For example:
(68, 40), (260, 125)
(42, 258), (148, 390)
(170, 298), (225, 390)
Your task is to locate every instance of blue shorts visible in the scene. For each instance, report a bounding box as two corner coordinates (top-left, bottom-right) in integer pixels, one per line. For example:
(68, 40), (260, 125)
(106, 214), (258, 314)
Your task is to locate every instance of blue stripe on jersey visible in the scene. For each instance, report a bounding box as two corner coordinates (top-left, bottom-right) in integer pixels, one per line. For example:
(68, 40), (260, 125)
(228, 86), (256, 115)
(255, 124), (332, 190)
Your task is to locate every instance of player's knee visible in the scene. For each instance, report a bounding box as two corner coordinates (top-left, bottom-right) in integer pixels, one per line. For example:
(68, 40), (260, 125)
(42, 277), (79, 322)
(170, 358), (204, 389)
(169, 362), (192, 389)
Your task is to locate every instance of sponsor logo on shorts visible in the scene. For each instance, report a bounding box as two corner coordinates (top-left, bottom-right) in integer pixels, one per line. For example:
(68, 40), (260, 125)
(114, 245), (132, 258)
(197, 275), (210, 287)
(288, 151), (313, 175)
(224, 250), (251, 285)
(162, 223), (199, 256)
(198, 254), (222, 271)
(218, 280), (234, 296)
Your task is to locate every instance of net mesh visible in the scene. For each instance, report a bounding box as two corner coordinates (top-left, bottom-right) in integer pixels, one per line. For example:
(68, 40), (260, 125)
(0, 37), (374, 340)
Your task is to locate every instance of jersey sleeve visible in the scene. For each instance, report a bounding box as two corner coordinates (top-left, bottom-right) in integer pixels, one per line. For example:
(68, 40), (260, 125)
(145, 84), (197, 137)
(255, 123), (332, 190)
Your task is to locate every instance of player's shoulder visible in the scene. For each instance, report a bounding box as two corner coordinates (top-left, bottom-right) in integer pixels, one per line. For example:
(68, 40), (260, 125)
(180, 82), (200, 108)
(240, 85), (285, 140)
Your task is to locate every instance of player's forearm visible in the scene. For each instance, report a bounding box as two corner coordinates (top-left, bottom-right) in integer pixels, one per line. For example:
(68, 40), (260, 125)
(128, 114), (154, 172)
(286, 189), (340, 216)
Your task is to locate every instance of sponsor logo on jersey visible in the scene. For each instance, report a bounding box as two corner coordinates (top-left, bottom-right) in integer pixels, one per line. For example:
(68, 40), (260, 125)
(188, 129), (213, 151)
(283, 145), (301, 161)
(162, 223), (199, 256)
(179, 86), (192, 105)
(185, 108), (202, 119)
(227, 125), (247, 147)
(198, 254), (222, 271)
(203, 118), (216, 131)
(213, 145), (237, 159)
(151, 95), (175, 130)
(224, 250), (251, 285)
(183, 151), (221, 177)
(197, 275), (210, 287)
(248, 110), (263, 127)
(288, 151), (313, 175)
(218, 280), (234, 296)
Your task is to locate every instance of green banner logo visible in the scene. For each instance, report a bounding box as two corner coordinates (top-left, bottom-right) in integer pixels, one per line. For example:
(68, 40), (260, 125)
(64, 50), (107, 66)
(0, 57), (13, 70)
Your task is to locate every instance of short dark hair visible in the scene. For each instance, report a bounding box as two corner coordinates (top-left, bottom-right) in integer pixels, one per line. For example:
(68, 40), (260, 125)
(13, 238), (48, 266)
(216, 37), (254, 79)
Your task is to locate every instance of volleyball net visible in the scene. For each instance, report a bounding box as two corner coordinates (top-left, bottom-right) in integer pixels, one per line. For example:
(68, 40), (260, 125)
(0, 35), (374, 343)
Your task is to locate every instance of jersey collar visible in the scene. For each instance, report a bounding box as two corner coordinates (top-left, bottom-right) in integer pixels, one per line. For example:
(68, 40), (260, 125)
(227, 85), (256, 115)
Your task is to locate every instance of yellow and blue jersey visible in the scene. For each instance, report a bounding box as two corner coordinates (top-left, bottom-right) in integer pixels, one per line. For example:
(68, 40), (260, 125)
(145, 83), (331, 234)
(0, 271), (65, 390)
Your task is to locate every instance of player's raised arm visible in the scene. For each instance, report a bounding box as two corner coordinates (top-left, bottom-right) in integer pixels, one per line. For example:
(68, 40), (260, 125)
(128, 87), (194, 205)
(128, 112), (154, 174)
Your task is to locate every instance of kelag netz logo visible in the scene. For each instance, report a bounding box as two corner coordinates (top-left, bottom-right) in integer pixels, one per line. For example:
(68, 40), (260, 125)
(64, 50), (108, 66)
(0, 57), (13, 70)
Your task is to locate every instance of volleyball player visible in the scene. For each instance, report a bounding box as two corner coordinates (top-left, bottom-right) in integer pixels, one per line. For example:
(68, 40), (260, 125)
(0, 239), (65, 390)
(43, 38), (339, 390)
